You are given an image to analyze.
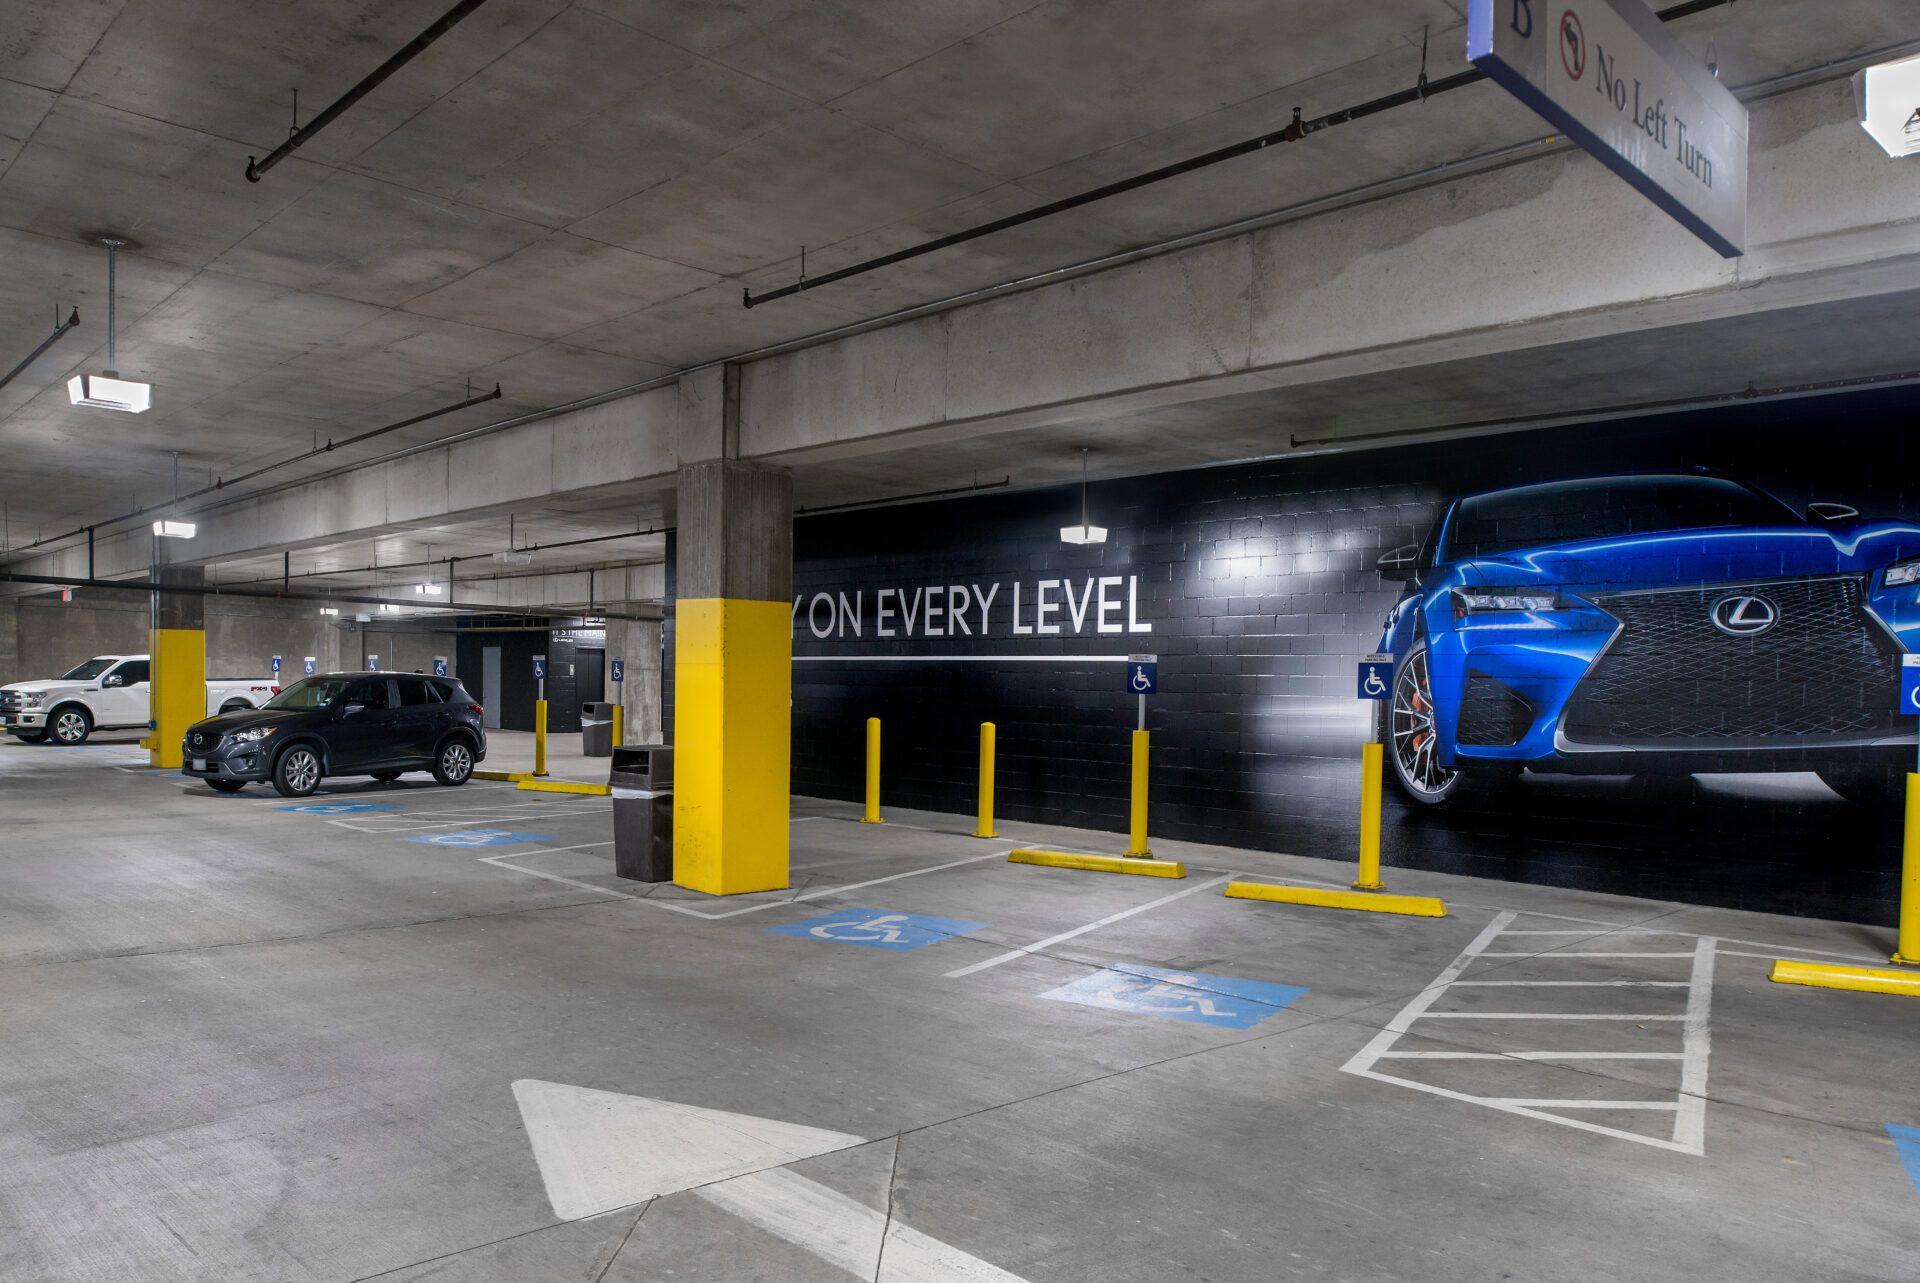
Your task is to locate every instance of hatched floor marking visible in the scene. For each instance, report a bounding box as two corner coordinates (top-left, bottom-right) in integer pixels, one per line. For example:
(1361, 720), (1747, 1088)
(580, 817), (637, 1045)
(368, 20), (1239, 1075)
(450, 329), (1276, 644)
(1340, 909), (1716, 1155)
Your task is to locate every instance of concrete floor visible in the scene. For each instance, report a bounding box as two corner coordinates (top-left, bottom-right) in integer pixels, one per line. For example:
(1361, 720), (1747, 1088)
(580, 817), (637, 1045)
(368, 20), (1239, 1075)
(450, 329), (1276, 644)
(2, 736), (1916, 1282)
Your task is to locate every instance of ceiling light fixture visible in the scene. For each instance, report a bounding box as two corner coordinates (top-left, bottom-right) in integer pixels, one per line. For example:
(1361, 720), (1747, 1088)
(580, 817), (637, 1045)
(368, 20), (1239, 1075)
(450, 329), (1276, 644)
(319, 607), (339, 616)
(1060, 447), (1108, 545)
(68, 236), (151, 413)
(151, 519), (195, 539)
(1855, 52), (1920, 157)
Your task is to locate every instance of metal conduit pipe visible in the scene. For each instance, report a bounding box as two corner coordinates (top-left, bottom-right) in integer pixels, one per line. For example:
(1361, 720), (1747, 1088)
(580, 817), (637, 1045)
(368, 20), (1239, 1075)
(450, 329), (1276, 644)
(0, 309), (79, 393)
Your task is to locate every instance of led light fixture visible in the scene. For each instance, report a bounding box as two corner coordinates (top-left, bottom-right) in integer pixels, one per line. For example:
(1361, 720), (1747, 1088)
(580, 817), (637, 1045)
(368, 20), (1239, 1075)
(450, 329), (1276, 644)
(151, 519), (195, 539)
(414, 583), (443, 595)
(492, 550), (533, 566)
(318, 607), (339, 616)
(1060, 447), (1108, 546)
(1855, 53), (1920, 157)
(68, 236), (152, 413)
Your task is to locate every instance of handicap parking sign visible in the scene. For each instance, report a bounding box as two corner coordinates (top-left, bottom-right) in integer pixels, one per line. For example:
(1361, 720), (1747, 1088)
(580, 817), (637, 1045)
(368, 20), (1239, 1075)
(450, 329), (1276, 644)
(611, 658), (625, 683)
(1126, 656), (1157, 695)
(1901, 655), (1920, 714)
(765, 907), (988, 951)
(276, 802), (402, 815)
(533, 655), (547, 681)
(433, 656), (448, 677)
(1358, 653), (1394, 701)
(271, 654), (281, 675)
(304, 656), (316, 676)
(1040, 964), (1306, 1030)
(401, 830), (552, 848)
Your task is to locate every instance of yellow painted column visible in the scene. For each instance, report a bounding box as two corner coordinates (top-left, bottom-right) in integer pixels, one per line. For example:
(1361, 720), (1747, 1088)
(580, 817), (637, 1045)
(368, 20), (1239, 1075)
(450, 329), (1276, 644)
(533, 700), (549, 777)
(1896, 774), (1920, 966)
(612, 702), (625, 749)
(148, 627), (206, 769)
(1125, 730), (1151, 856)
(862, 717), (883, 824)
(973, 722), (997, 839)
(1353, 741), (1386, 890)
(672, 598), (792, 895)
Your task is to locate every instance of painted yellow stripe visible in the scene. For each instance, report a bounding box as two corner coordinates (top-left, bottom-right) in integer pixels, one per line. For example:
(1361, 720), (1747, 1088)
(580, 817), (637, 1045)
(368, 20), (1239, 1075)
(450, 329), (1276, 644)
(516, 778), (611, 796)
(474, 769), (531, 782)
(1225, 880), (1447, 918)
(1769, 959), (1920, 997)
(1008, 848), (1187, 878)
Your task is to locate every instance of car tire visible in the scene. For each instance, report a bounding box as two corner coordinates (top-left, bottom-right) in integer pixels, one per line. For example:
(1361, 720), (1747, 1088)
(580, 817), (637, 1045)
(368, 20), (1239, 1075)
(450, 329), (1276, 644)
(272, 744), (323, 798)
(206, 779), (247, 793)
(432, 738), (474, 787)
(370, 769), (404, 782)
(10, 729), (47, 744)
(48, 705), (92, 746)
(1818, 766), (1906, 808)
(1381, 642), (1520, 808)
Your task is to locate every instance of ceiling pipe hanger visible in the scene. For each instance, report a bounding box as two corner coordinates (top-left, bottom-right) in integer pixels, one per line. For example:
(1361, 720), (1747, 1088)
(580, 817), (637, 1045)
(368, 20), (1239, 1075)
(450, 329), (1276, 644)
(742, 0), (1737, 307)
(246, 0), (493, 182)
(0, 305), (79, 394)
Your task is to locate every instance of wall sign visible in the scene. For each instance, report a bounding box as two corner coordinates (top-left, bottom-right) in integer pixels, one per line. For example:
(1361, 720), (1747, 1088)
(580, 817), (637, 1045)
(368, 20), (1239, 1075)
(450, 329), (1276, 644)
(1467, 0), (1747, 257)
(1127, 656), (1158, 694)
(793, 575), (1153, 641)
(1358, 653), (1394, 700)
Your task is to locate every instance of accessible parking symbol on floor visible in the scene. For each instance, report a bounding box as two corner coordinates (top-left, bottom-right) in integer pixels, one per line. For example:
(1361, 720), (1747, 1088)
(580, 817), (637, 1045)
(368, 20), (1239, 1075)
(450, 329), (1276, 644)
(1041, 964), (1307, 1029)
(276, 802), (401, 815)
(401, 829), (553, 848)
(1890, 1125), (1920, 1200)
(765, 907), (987, 951)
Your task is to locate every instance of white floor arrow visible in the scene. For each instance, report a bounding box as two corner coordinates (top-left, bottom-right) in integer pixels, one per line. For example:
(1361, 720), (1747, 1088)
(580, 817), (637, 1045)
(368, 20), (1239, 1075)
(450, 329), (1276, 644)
(513, 1080), (1030, 1282)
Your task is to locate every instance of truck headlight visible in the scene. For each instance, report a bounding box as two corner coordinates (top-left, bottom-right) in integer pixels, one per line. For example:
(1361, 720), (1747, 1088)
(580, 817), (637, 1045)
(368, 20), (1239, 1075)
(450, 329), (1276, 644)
(1885, 558), (1920, 587)
(22, 693), (44, 708)
(1452, 588), (1563, 613)
(230, 726), (275, 743)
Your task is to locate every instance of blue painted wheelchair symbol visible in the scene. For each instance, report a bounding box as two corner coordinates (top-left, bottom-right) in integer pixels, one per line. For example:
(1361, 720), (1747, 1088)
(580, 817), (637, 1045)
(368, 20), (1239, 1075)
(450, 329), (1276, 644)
(1040, 964), (1306, 1029)
(765, 907), (987, 951)
(1891, 1125), (1920, 1199)
(275, 802), (401, 815)
(401, 830), (552, 848)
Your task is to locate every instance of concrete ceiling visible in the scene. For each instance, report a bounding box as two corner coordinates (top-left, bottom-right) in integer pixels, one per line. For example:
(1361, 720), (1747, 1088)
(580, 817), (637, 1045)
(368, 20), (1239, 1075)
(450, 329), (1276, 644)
(0, 0), (1910, 590)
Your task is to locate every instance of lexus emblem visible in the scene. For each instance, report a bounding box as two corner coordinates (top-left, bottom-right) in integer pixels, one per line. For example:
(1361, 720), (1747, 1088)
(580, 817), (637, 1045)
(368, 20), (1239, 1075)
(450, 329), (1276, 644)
(1710, 594), (1779, 637)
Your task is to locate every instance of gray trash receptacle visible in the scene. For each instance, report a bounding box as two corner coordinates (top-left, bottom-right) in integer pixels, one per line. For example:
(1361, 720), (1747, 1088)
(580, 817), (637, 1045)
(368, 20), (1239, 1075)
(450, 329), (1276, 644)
(611, 745), (672, 882)
(582, 701), (615, 756)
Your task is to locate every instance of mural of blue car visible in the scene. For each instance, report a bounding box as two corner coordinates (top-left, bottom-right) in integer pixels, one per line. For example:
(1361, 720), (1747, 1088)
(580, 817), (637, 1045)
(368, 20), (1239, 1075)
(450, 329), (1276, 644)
(1373, 473), (1920, 806)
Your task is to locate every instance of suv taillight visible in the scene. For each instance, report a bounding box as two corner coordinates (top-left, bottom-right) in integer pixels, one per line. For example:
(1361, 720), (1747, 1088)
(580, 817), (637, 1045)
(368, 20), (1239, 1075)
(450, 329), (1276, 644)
(468, 704), (484, 717)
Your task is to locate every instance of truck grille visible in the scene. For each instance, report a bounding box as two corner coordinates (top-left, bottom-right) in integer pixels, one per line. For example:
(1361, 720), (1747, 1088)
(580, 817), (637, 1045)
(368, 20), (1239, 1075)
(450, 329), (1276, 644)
(0, 691), (18, 712)
(1560, 576), (1901, 746)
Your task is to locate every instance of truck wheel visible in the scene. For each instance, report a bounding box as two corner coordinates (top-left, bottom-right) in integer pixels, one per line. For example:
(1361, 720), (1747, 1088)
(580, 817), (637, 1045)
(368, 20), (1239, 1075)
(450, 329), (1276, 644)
(48, 705), (92, 746)
(273, 745), (323, 798)
(433, 739), (474, 787)
(10, 729), (47, 744)
(206, 779), (247, 793)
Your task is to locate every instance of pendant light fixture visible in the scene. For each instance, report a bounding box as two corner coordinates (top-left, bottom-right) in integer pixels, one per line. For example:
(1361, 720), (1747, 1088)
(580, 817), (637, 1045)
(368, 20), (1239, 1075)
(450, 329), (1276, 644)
(68, 235), (151, 413)
(1060, 447), (1108, 545)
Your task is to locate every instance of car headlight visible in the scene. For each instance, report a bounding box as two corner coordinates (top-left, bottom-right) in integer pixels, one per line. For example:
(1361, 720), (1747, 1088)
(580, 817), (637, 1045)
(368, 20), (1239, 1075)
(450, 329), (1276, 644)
(1885, 558), (1920, 587)
(1452, 588), (1563, 613)
(230, 726), (276, 743)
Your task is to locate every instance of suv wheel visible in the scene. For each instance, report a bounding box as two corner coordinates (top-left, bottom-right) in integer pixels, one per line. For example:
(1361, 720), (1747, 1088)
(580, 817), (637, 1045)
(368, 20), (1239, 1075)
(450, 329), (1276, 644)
(49, 705), (92, 746)
(433, 739), (474, 787)
(273, 745), (323, 798)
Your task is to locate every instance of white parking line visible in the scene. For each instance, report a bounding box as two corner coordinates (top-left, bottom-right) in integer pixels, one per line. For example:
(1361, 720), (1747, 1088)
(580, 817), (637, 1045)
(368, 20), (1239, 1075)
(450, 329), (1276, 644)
(943, 873), (1239, 979)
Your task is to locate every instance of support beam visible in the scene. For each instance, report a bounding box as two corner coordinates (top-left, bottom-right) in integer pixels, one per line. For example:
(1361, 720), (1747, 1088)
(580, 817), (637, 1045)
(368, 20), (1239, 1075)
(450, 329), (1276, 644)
(672, 459), (793, 896)
(149, 565), (204, 769)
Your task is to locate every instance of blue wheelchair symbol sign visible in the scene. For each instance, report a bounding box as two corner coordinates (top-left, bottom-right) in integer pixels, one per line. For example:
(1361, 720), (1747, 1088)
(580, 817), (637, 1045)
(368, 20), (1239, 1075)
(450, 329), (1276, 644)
(433, 657), (447, 677)
(1127, 659), (1158, 695)
(533, 657), (546, 681)
(611, 658), (625, 683)
(1358, 657), (1393, 701)
(1901, 655), (1920, 715)
(765, 907), (987, 951)
(303, 657), (316, 676)
(401, 830), (551, 848)
(1041, 964), (1306, 1030)
(271, 654), (281, 675)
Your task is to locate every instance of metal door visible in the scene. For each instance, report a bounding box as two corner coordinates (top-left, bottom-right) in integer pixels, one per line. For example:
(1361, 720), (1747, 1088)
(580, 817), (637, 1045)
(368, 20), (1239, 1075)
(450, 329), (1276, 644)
(481, 646), (502, 729)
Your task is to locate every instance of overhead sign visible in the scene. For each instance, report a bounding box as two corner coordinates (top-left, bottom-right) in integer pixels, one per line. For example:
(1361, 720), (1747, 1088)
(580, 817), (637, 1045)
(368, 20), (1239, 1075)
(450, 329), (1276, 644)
(1467, 0), (1747, 257)
(1901, 654), (1920, 714)
(533, 654), (547, 681)
(1040, 964), (1307, 1030)
(764, 907), (987, 952)
(611, 658), (625, 683)
(303, 656), (316, 676)
(1358, 653), (1394, 701)
(270, 654), (281, 675)
(1127, 655), (1158, 695)
(512, 1080), (1035, 1277)
(432, 656), (448, 677)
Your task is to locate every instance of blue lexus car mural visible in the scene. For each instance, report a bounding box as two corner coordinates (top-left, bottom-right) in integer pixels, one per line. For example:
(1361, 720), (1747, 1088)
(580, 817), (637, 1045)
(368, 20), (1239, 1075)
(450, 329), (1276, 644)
(1373, 473), (1920, 807)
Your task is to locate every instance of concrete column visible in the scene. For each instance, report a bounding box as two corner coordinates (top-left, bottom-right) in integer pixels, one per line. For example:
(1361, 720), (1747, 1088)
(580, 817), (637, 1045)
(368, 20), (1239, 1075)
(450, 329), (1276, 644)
(672, 458), (793, 896)
(605, 613), (663, 746)
(149, 565), (205, 768)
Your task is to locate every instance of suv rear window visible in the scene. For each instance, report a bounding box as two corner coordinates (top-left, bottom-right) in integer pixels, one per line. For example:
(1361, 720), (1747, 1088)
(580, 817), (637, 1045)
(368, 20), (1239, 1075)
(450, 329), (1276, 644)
(396, 677), (437, 707)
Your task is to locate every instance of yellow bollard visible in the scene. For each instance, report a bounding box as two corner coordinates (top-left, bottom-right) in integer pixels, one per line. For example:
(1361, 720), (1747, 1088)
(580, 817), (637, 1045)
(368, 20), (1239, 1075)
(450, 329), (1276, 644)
(1896, 773), (1920, 965)
(612, 702), (625, 749)
(973, 722), (997, 839)
(1353, 741), (1386, 890)
(534, 699), (549, 777)
(1125, 729), (1151, 857)
(861, 717), (883, 823)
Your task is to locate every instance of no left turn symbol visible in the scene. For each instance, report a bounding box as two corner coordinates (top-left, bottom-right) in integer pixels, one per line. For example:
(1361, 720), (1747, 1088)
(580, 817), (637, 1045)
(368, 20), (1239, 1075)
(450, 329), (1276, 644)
(1560, 9), (1586, 81)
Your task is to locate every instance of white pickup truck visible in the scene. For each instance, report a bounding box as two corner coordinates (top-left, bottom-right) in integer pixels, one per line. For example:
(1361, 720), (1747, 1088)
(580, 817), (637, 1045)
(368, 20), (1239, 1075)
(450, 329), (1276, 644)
(0, 655), (279, 746)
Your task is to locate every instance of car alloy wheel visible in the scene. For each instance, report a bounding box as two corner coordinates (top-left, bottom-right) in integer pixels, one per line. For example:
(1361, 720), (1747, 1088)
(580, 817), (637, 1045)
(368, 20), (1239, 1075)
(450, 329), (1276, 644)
(1390, 645), (1458, 803)
(437, 741), (472, 785)
(281, 747), (321, 796)
(52, 709), (89, 745)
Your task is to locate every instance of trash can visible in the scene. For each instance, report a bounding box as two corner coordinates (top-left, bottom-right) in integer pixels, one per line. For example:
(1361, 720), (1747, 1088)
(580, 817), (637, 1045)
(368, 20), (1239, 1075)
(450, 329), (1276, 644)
(610, 745), (672, 882)
(581, 702), (615, 756)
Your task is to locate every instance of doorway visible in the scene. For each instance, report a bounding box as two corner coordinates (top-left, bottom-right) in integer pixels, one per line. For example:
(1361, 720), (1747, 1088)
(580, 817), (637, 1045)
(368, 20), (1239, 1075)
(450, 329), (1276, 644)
(577, 648), (606, 711)
(481, 646), (502, 729)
